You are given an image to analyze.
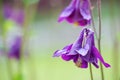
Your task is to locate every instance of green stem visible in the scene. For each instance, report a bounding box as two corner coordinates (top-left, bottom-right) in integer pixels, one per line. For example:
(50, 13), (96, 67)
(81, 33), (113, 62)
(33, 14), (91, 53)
(97, 0), (101, 40)
(19, 5), (29, 79)
(88, 0), (98, 39)
(19, 3), (38, 80)
(87, 1), (97, 80)
(97, 0), (104, 80)
(27, 4), (39, 80)
(89, 63), (94, 80)
(98, 39), (104, 80)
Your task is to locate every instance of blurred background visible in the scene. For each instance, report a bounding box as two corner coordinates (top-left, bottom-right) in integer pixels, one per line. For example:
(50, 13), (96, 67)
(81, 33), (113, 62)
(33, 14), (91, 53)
(0, 0), (120, 80)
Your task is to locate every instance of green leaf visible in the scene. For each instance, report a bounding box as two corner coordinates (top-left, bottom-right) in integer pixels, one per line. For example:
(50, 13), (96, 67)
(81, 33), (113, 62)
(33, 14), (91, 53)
(22, 0), (40, 6)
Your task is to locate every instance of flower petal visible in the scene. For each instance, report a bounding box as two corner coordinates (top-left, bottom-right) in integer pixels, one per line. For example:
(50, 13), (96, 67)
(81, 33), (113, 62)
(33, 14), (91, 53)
(53, 44), (73, 57)
(92, 62), (99, 68)
(68, 28), (85, 55)
(62, 54), (75, 61)
(53, 50), (63, 57)
(92, 46), (111, 68)
(76, 44), (89, 56)
(80, 0), (91, 20)
(73, 55), (88, 68)
(78, 19), (88, 26)
(80, 60), (88, 68)
(76, 48), (88, 56)
(58, 0), (76, 22)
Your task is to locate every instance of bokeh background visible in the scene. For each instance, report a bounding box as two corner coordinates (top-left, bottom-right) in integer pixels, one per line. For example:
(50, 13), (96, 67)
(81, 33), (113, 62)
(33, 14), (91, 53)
(0, 0), (120, 80)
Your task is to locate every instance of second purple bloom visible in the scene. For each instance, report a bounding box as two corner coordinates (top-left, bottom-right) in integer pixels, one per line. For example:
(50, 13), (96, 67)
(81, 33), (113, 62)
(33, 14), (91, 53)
(58, 0), (91, 26)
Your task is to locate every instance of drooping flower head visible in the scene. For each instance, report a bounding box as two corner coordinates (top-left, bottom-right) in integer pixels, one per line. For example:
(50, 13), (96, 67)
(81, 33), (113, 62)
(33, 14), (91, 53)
(58, 0), (91, 26)
(8, 36), (21, 60)
(53, 28), (110, 68)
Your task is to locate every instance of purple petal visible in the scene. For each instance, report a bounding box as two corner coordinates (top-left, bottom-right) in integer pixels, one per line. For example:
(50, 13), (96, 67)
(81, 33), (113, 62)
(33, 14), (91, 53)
(73, 55), (88, 68)
(92, 62), (99, 68)
(63, 44), (73, 50)
(65, 10), (86, 26)
(80, 0), (91, 20)
(61, 54), (75, 61)
(92, 46), (111, 68)
(73, 54), (79, 62)
(78, 19), (88, 26)
(53, 44), (73, 57)
(76, 43), (89, 56)
(76, 48), (88, 56)
(80, 60), (88, 68)
(58, 0), (76, 22)
(53, 50), (63, 57)
(58, 0), (91, 26)
(68, 28), (85, 55)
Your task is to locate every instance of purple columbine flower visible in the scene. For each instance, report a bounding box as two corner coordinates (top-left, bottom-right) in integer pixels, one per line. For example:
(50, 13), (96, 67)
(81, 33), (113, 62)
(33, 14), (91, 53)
(58, 0), (91, 26)
(3, 5), (24, 25)
(8, 36), (21, 60)
(53, 28), (110, 68)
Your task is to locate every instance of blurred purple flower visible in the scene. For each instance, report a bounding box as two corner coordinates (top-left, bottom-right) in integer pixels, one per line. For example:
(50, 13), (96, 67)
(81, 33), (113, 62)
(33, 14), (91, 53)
(58, 0), (91, 26)
(3, 5), (24, 25)
(8, 36), (21, 60)
(53, 28), (110, 68)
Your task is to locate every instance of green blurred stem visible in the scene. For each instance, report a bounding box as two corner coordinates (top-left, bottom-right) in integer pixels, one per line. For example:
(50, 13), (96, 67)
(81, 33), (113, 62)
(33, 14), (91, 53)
(98, 39), (104, 80)
(19, 3), (38, 80)
(87, 1), (96, 80)
(89, 63), (94, 80)
(88, 0), (104, 79)
(88, 0), (98, 39)
(19, 5), (29, 79)
(97, 0), (105, 80)
(27, 4), (38, 80)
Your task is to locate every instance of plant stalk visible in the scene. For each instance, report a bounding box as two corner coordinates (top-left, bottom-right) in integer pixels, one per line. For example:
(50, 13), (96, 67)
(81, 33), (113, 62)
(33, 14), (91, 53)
(88, 0), (98, 39)
(89, 63), (94, 80)
(97, 0), (105, 80)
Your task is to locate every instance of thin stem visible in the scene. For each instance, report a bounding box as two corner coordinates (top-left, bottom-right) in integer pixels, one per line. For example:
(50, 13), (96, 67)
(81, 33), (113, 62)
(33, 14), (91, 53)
(88, 0), (98, 39)
(89, 63), (94, 80)
(26, 4), (38, 80)
(97, 0), (101, 39)
(98, 39), (104, 80)
(19, 5), (29, 79)
(19, 3), (38, 80)
(87, 1), (96, 80)
(97, 0), (104, 80)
